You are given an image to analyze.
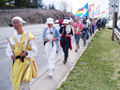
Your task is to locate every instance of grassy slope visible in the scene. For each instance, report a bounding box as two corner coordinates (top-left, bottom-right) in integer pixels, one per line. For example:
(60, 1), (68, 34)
(57, 29), (120, 90)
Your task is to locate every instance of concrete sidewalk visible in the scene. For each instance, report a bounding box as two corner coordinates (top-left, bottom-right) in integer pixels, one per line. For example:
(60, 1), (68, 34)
(30, 30), (97, 90)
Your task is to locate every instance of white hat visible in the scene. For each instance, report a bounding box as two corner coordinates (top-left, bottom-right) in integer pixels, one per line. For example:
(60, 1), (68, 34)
(12, 16), (26, 25)
(46, 18), (54, 24)
(62, 19), (69, 24)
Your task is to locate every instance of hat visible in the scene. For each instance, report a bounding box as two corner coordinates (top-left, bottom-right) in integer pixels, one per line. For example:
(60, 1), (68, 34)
(62, 19), (69, 24)
(12, 16), (26, 25)
(46, 18), (54, 24)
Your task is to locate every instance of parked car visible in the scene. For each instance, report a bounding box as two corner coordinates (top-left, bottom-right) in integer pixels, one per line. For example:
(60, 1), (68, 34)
(106, 19), (120, 29)
(55, 20), (59, 24)
(117, 20), (120, 29)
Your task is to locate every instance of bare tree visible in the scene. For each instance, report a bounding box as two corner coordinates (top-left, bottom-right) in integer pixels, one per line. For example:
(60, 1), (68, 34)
(67, 3), (73, 13)
(59, 0), (68, 12)
(48, 3), (55, 9)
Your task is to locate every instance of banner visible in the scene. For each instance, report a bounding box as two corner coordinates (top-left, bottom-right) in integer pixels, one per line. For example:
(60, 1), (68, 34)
(101, 10), (107, 17)
(94, 5), (100, 16)
(89, 4), (94, 17)
(75, 3), (89, 19)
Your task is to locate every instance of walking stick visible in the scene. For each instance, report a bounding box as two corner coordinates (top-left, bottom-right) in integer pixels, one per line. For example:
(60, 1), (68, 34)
(6, 37), (15, 64)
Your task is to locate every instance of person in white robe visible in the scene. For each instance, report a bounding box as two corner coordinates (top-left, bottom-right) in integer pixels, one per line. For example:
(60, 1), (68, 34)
(42, 18), (60, 77)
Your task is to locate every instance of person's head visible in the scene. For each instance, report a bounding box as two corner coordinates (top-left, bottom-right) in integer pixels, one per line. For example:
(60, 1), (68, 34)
(83, 17), (86, 22)
(76, 17), (80, 22)
(99, 18), (101, 20)
(85, 16), (88, 20)
(62, 19), (69, 27)
(12, 16), (26, 32)
(46, 18), (54, 28)
(92, 18), (95, 21)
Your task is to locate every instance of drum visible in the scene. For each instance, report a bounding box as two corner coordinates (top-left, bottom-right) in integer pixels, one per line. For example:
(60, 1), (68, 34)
(66, 25), (71, 34)
(77, 26), (79, 33)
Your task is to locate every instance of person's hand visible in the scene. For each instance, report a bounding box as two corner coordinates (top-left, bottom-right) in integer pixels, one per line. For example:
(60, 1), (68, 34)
(11, 55), (16, 61)
(73, 28), (77, 31)
(66, 34), (69, 37)
(45, 38), (49, 42)
(86, 27), (88, 29)
(20, 51), (27, 57)
(60, 34), (63, 37)
(52, 38), (57, 42)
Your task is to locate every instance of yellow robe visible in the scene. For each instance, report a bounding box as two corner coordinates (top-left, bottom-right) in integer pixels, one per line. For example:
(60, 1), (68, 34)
(10, 31), (36, 90)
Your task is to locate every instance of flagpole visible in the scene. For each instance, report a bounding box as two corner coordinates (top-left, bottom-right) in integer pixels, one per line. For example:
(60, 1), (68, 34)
(93, 4), (94, 18)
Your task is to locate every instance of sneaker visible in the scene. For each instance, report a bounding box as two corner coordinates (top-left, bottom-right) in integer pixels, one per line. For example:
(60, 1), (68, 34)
(49, 69), (53, 77)
(56, 50), (58, 54)
(84, 44), (86, 46)
(75, 49), (77, 52)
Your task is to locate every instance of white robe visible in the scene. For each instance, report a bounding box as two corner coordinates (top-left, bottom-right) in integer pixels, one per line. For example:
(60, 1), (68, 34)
(45, 27), (56, 69)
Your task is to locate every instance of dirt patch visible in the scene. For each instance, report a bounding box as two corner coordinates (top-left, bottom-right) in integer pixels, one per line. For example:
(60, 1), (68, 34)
(0, 9), (75, 26)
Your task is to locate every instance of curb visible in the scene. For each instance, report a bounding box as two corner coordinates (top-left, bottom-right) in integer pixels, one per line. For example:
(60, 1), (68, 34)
(56, 29), (98, 89)
(30, 29), (98, 90)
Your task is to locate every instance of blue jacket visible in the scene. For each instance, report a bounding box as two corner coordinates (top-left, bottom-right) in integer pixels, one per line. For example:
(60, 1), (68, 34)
(42, 27), (60, 43)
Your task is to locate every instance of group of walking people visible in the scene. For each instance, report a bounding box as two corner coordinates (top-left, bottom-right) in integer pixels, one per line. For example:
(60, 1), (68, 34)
(5, 16), (73, 90)
(6, 15), (101, 90)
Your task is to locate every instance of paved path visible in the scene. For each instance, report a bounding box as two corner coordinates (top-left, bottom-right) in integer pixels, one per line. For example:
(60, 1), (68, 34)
(30, 30), (98, 90)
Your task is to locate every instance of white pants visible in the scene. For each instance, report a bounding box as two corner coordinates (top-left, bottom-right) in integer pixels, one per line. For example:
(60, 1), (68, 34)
(56, 41), (59, 53)
(45, 42), (56, 69)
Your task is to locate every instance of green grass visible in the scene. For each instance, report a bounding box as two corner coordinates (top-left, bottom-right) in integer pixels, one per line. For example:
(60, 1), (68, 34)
(57, 29), (120, 90)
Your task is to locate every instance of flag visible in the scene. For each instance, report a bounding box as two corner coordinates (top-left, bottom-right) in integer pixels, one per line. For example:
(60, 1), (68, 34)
(94, 5), (100, 16)
(75, 3), (89, 19)
(75, 8), (84, 16)
(101, 11), (106, 17)
(89, 4), (94, 17)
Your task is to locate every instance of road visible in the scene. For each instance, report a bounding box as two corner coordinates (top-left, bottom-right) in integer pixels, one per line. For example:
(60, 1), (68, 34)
(0, 24), (76, 90)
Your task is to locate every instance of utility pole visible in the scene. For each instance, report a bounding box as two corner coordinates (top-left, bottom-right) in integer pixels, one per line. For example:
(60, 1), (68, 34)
(37, 0), (39, 8)
(112, 12), (118, 41)
(109, 0), (119, 41)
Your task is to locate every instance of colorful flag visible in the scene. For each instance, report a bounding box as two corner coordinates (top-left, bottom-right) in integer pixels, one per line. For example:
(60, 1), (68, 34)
(94, 5), (100, 16)
(89, 4), (94, 17)
(75, 3), (89, 19)
(76, 8), (84, 16)
(101, 11), (106, 17)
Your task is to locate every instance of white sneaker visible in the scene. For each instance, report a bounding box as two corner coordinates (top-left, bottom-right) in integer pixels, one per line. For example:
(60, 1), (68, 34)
(49, 69), (53, 77)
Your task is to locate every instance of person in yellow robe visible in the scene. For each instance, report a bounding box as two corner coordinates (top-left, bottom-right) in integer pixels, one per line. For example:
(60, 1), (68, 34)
(6, 16), (38, 90)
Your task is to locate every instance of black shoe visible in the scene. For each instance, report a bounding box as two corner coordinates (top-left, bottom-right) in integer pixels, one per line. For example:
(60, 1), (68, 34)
(75, 49), (77, 52)
(56, 50), (58, 54)
(84, 44), (86, 46)
(63, 61), (66, 64)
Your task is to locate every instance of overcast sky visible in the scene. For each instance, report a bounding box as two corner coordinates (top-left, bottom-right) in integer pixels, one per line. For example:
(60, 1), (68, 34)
(43, 0), (110, 14)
